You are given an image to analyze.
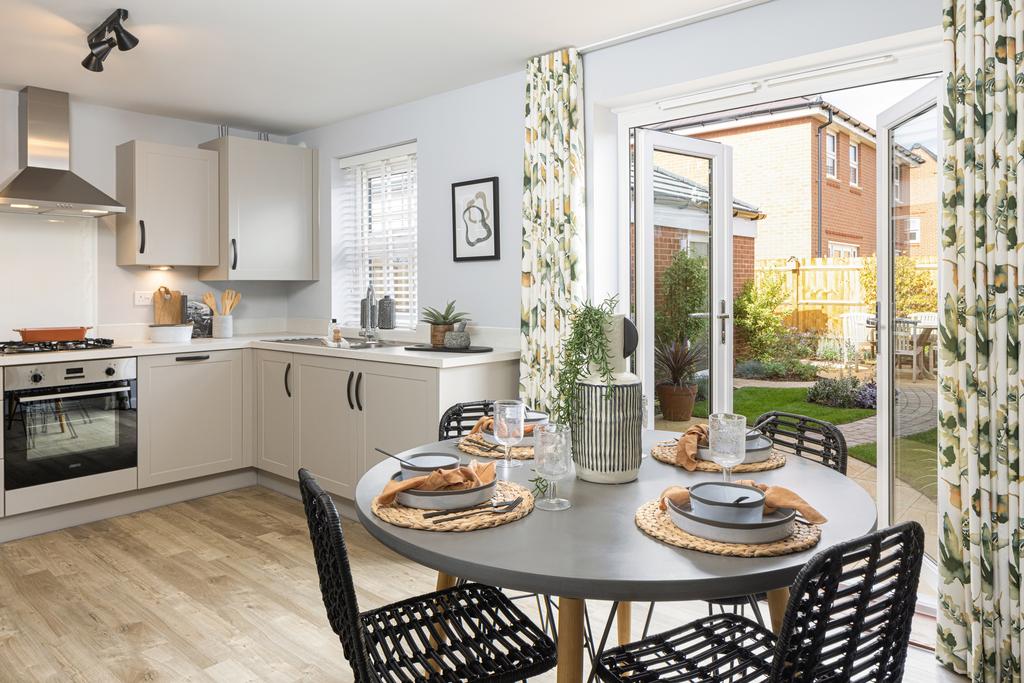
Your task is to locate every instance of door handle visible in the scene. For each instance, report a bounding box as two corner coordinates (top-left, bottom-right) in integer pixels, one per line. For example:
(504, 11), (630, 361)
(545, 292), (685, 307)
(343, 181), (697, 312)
(284, 362), (291, 398)
(175, 355), (210, 362)
(717, 299), (729, 344)
(346, 372), (355, 410)
(139, 220), (146, 254)
(230, 238), (238, 270)
(355, 372), (363, 411)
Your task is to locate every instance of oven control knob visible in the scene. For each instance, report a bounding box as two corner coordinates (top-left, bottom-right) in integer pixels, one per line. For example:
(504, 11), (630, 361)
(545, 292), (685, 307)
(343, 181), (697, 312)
(30, 371), (43, 384)
(105, 366), (116, 377)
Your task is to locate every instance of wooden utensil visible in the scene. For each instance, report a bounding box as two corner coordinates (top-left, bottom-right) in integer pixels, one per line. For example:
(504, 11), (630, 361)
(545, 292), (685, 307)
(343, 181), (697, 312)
(202, 291), (218, 315)
(154, 286), (184, 324)
(222, 289), (240, 315)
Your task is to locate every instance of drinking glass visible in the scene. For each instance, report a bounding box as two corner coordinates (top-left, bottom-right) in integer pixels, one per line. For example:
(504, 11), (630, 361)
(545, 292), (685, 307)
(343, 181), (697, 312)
(493, 399), (526, 472)
(534, 423), (574, 511)
(709, 413), (746, 481)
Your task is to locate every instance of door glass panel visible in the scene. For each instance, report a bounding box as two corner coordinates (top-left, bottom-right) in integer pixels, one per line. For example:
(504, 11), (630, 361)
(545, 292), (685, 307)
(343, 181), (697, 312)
(889, 105), (939, 561)
(650, 150), (712, 430)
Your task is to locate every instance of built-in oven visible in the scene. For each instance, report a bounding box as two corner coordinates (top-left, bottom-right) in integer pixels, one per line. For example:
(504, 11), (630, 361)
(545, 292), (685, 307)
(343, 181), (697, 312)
(3, 358), (137, 501)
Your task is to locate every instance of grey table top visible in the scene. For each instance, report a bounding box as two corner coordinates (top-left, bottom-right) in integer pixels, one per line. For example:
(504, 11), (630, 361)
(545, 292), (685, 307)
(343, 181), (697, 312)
(354, 430), (877, 602)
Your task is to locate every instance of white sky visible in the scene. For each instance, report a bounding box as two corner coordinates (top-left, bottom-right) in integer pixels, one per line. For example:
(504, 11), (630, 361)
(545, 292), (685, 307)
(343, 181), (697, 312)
(822, 75), (941, 154)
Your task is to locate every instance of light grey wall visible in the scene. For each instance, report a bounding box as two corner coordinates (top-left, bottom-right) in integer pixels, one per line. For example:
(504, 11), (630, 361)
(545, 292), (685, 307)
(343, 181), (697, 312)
(0, 87), (291, 329)
(287, 72), (524, 329)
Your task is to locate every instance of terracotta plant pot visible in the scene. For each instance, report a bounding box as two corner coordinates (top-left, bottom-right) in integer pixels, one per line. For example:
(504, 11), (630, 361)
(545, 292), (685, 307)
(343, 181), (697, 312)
(430, 324), (454, 347)
(656, 383), (698, 422)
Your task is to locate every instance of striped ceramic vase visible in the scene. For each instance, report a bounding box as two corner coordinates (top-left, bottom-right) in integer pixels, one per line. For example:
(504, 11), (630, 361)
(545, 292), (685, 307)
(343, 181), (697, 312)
(569, 374), (643, 484)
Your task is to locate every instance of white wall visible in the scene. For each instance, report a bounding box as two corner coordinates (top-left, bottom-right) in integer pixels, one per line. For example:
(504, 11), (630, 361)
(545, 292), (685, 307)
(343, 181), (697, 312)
(287, 72), (524, 330)
(0, 87), (290, 337)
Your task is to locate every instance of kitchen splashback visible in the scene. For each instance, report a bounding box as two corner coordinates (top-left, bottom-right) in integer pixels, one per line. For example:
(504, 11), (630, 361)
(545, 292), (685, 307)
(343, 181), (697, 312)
(0, 212), (98, 336)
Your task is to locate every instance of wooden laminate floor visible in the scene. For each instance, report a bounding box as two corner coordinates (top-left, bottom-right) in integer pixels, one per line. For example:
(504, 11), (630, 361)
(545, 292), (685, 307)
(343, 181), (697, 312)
(0, 487), (965, 682)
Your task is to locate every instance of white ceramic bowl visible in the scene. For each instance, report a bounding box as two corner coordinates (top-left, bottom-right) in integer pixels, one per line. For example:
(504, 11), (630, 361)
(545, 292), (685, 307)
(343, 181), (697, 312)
(149, 323), (193, 343)
(398, 452), (460, 481)
(666, 499), (796, 544)
(688, 482), (765, 524)
(390, 472), (495, 510)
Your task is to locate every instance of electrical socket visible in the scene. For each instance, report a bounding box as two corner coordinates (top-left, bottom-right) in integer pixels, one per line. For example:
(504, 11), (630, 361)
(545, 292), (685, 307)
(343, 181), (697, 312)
(134, 291), (154, 306)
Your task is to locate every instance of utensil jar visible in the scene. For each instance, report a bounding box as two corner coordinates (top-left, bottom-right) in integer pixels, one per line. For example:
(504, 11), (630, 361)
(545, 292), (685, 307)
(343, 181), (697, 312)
(212, 315), (233, 338)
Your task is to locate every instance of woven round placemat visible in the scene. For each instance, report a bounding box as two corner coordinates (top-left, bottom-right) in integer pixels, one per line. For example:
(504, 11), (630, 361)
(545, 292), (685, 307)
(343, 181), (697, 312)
(650, 441), (786, 473)
(371, 480), (534, 532)
(457, 434), (534, 460)
(635, 500), (821, 557)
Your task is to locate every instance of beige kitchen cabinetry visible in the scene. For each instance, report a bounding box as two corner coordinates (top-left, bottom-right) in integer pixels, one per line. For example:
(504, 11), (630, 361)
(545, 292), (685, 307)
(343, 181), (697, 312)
(115, 140), (219, 266)
(0, 373), (4, 518)
(137, 350), (244, 488)
(253, 351), (516, 500)
(199, 136), (318, 281)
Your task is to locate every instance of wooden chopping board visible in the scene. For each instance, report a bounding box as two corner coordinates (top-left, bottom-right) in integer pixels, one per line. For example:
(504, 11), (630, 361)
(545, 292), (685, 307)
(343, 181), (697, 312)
(154, 286), (184, 324)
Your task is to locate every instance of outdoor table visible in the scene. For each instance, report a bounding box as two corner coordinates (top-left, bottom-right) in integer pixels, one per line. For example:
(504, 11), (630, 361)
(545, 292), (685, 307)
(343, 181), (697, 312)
(355, 429), (877, 683)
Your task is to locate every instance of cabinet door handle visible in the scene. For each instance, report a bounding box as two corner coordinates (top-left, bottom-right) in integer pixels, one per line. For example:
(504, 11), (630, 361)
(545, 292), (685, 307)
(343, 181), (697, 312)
(355, 372), (363, 411)
(346, 372), (355, 410)
(284, 362), (292, 398)
(230, 238), (238, 270)
(175, 354), (210, 362)
(139, 220), (146, 254)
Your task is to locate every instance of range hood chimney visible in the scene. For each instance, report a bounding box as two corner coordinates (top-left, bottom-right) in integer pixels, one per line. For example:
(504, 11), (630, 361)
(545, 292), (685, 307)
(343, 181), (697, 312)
(0, 87), (124, 218)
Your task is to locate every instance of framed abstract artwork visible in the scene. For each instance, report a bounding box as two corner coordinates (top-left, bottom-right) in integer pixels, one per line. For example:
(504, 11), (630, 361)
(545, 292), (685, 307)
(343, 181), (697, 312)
(451, 177), (500, 261)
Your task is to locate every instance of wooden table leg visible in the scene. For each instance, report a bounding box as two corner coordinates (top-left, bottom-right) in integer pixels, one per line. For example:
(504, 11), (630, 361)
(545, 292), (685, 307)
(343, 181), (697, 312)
(616, 602), (632, 645)
(766, 588), (789, 634)
(428, 571), (460, 672)
(435, 571), (458, 591)
(557, 597), (585, 683)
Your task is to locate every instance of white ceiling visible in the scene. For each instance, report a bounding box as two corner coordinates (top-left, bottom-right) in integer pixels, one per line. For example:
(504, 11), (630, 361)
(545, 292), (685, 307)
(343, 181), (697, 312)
(0, 0), (756, 134)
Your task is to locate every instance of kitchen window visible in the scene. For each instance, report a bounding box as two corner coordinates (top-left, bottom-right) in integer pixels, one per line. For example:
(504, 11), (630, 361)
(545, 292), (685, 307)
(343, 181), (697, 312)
(333, 143), (418, 329)
(849, 143), (859, 186)
(825, 132), (838, 179)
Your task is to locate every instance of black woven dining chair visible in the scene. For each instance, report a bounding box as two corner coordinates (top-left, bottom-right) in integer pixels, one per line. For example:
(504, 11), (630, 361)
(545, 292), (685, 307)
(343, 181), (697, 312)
(439, 400), (495, 440)
(699, 412), (849, 625)
(596, 521), (925, 683)
(298, 469), (557, 682)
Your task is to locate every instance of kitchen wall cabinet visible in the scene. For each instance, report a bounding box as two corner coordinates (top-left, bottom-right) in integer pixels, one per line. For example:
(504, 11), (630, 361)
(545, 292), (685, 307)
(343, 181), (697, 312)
(138, 350), (243, 488)
(115, 140), (219, 267)
(255, 350), (295, 479)
(199, 136), (318, 281)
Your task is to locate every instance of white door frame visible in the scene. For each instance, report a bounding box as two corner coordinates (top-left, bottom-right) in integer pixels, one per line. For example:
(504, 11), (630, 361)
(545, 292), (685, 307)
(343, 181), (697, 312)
(634, 129), (734, 426)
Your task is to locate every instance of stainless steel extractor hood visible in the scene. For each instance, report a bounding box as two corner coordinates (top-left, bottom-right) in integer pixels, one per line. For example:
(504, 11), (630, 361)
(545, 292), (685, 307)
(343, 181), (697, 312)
(0, 87), (124, 218)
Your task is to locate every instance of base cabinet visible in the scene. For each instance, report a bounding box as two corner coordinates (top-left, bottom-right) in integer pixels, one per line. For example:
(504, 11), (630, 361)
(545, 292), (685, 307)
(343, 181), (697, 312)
(357, 362), (438, 481)
(138, 351), (244, 488)
(255, 350), (296, 479)
(294, 356), (361, 498)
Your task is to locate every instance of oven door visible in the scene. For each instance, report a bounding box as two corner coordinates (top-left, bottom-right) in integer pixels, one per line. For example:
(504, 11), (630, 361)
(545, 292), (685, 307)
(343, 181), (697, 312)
(3, 380), (138, 490)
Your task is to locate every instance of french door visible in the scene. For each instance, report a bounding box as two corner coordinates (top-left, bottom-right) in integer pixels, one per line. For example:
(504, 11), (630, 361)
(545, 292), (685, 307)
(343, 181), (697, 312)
(634, 129), (734, 425)
(876, 81), (941, 584)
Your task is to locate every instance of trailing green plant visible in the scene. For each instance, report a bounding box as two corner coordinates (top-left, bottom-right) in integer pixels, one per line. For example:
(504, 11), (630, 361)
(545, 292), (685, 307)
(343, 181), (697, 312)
(420, 300), (470, 325)
(655, 249), (709, 345)
(553, 296), (618, 424)
(734, 273), (791, 361)
(655, 339), (705, 386)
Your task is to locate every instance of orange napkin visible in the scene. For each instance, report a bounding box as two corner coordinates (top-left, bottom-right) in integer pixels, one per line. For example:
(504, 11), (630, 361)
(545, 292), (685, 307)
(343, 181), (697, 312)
(378, 460), (496, 506)
(674, 424), (710, 471)
(469, 415), (536, 436)
(659, 481), (827, 524)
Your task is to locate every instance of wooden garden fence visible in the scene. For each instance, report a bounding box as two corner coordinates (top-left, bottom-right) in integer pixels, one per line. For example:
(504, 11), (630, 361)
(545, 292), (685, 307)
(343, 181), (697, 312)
(753, 256), (938, 334)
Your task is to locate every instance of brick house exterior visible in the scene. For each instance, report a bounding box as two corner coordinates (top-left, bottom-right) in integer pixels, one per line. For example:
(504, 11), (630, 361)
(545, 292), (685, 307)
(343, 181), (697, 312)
(896, 147), (939, 259)
(672, 99), (884, 261)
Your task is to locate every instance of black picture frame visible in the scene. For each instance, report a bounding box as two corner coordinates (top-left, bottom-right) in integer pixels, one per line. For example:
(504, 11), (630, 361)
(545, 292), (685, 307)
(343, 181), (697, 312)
(451, 177), (500, 262)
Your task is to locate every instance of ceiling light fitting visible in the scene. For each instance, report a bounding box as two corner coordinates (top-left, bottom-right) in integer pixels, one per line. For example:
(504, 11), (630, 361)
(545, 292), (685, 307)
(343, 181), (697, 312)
(81, 8), (139, 72)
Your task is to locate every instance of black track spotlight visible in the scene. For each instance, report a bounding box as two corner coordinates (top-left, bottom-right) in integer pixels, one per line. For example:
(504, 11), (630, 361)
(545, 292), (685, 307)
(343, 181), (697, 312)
(81, 38), (115, 72)
(82, 8), (139, 71)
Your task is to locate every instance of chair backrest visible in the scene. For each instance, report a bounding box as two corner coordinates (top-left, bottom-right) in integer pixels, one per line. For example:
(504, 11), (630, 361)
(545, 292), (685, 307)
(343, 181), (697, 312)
(892, 318), (918, 353)
(438, 400), (495, 440)
(756, 412), (848, 474)
(908, 311), (938, 327)
(770, 521), (925, 683)
(839, 312), (871, 345)
(298, 468), (373, 681)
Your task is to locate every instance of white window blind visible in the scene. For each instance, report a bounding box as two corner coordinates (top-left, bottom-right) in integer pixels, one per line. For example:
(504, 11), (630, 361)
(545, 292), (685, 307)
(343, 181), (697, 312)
(333, 144), (418, 329)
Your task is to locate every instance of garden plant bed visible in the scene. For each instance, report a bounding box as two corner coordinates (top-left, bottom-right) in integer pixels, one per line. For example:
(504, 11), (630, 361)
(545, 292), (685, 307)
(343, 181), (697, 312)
(692, 386), (875, 426)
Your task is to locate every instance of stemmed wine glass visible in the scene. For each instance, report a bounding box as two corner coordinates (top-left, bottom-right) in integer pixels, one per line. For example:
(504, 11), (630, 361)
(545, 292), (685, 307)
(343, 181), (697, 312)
(709, 413), (746, 481)
(534, 423), (574, 511)
(493, 399), (526, 472)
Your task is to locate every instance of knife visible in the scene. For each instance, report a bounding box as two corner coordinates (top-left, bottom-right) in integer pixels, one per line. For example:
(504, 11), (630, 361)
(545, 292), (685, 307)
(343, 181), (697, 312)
(423, 497), (520, 519)
(429, 497), (523, 523)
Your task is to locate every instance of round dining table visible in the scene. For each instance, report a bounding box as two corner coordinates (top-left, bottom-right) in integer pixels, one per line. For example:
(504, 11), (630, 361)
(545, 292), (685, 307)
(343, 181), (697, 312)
(355, 429), (877, 683)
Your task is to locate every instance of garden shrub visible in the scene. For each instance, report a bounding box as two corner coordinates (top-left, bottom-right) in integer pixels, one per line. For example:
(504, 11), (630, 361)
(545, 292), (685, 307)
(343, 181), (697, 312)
(735, 360), (767, 379)
(734, 273), (791, 361)
(854, 380), (877, 409)
(860, 256), (937, 316)
(807, 376), (867, 408)
(655, 250), (709, 345)
(735, 358), (819, 381)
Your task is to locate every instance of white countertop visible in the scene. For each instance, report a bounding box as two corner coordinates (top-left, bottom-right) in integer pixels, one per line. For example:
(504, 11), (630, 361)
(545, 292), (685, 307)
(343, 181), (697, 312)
(0, 333), (519, 369)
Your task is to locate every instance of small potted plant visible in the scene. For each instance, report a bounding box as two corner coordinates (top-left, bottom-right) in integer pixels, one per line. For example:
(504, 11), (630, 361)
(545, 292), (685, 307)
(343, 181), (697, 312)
(655, 339), (705, 421)
(421, 301), (470, 347)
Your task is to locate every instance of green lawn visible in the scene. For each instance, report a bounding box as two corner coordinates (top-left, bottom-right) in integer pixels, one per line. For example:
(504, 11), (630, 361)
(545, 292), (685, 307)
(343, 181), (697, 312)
(848, 428), (937, 501)
(693, 387), (875, 426)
